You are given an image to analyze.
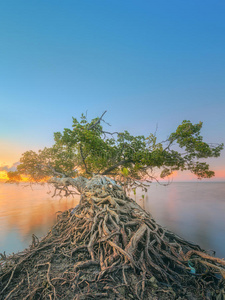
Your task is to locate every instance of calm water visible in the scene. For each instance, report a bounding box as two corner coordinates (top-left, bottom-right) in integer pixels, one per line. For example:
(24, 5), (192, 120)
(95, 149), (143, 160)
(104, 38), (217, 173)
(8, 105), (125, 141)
(0, 182), (225, 258)
(0, 183), (80, 254)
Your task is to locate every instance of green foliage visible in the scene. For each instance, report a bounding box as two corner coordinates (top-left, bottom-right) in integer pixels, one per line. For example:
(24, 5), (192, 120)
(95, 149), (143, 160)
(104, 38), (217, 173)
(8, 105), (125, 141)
(17, 145), (78, 181)
(17, 114), (223, 182)
(121, 168), (129, 177)
(6, 171), (22, 182)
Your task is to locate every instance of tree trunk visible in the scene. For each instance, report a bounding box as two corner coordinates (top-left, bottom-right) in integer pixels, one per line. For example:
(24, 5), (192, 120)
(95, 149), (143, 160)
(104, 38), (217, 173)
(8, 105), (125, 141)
(1, 175), (225, 299)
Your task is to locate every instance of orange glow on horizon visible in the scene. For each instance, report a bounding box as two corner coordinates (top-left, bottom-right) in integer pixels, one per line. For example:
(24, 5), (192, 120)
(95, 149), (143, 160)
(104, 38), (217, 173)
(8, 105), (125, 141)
(0, 171), (9, 181)
(168, 171), (178, 178)
(214, 169), (225, 179)
(160, 169), (225, 182)
(1, 168), (225, 183)
(0, 170), (49, 183)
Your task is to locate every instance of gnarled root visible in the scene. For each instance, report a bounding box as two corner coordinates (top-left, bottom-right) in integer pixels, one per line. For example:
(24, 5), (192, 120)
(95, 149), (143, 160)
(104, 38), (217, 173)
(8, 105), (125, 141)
(0, 175), (225, 299)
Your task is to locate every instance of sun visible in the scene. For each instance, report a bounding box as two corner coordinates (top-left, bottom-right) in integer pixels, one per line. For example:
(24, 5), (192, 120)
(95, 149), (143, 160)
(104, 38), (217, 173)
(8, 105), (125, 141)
(0, 171), (8, 182)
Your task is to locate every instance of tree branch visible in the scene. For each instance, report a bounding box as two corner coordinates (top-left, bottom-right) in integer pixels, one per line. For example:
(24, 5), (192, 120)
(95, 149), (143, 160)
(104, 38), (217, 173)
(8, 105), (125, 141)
(101, 159), (132, 175)
(88, 110), (107, 130)
(47, 163), (67, 178)
(79, 145), (91, 174)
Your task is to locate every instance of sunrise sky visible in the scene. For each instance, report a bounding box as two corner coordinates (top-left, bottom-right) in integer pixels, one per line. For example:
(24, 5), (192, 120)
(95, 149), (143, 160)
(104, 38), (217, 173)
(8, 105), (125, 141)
(0, 1), (225, 181)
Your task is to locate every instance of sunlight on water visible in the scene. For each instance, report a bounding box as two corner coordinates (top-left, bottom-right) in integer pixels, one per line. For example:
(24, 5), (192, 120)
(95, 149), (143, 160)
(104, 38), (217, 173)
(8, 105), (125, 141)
(0, 183), (80, 254)
(0, 182), (225, 258)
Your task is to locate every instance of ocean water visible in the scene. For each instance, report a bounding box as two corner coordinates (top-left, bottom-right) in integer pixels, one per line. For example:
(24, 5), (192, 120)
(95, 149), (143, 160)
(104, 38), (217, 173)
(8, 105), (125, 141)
(0, 182), (225, 258)
(0, 183), (80, 254)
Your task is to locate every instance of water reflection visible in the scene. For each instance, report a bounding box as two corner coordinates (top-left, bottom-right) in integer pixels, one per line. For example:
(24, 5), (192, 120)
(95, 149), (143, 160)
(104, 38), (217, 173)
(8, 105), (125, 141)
(0, 183), (79, 254)
(0, 182), (225, 258)
(136, 182), (225, 258)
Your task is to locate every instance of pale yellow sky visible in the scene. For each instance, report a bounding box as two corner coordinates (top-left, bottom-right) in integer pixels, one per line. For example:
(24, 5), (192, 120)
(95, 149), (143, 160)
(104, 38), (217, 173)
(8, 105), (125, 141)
(0, 141), (24, 166)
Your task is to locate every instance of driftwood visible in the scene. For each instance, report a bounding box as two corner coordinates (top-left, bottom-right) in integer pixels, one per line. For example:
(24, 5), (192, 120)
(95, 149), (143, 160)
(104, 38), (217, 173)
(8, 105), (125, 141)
(0, 175), (225, 299)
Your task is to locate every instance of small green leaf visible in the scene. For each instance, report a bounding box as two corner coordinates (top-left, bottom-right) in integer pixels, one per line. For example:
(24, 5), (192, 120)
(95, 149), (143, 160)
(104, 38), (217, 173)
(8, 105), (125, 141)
(122, 167), (129, 177)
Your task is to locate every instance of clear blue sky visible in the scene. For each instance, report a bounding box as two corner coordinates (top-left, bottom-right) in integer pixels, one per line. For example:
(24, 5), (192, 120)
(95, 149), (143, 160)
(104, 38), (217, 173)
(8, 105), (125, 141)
(0, 0), (225, 179)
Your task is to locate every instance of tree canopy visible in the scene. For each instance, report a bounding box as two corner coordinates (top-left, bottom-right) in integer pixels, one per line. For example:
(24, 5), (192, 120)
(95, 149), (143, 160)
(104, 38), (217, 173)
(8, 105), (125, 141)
(14, 111), (223, 184)
(2, 112), (225, 299)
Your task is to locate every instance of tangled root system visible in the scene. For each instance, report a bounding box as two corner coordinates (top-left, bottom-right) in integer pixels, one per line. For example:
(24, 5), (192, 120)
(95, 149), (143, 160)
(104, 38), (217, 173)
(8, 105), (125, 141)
(1, 176), (225, 299)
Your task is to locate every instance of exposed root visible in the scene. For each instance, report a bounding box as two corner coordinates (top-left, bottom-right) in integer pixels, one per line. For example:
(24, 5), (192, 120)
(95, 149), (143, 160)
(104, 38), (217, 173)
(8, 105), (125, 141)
(0, 175), (225, 299)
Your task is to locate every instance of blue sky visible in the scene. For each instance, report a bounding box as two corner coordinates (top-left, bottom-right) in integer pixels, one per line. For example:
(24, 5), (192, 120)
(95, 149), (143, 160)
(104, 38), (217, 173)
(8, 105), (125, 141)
(0, 0), (225, 179)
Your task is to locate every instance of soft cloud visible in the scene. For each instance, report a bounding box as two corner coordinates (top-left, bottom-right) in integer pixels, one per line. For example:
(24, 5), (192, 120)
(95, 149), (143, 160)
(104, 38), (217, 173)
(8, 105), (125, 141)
(0, 161), (20, 172)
